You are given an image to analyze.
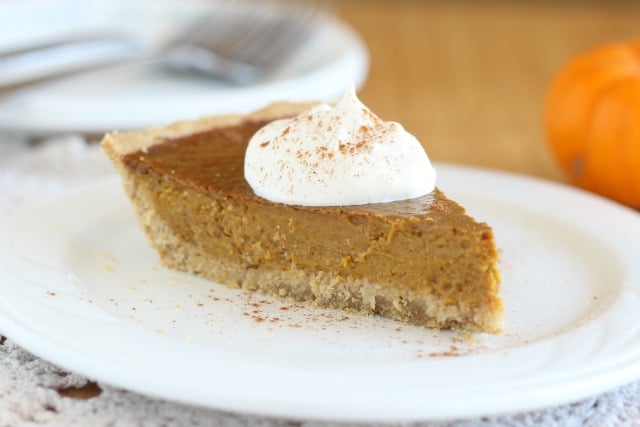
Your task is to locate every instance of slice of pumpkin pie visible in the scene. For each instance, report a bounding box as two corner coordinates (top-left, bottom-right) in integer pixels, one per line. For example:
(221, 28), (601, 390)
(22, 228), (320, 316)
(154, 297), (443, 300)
(101, 89), (503, 334)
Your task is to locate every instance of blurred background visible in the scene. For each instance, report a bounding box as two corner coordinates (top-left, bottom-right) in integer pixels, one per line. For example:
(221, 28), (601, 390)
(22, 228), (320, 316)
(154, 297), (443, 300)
(2, 0), (640, 187)
(338, 0), (640, 184)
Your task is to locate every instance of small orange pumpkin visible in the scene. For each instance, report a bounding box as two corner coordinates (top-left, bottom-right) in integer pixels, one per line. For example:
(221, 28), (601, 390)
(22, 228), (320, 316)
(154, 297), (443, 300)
(544, 40), (640, 209)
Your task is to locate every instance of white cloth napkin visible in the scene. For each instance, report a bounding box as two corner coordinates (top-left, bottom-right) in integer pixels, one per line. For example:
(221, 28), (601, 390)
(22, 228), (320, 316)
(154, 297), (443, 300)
(0, 135), (639, 427)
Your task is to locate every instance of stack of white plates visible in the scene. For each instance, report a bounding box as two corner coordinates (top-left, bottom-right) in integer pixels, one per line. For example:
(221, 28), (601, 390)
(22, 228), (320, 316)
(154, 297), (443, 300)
(0, 0), (369, 135)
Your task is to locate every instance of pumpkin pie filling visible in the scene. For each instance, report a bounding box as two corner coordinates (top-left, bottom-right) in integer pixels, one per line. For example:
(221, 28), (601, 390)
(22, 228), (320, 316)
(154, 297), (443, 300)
(102, 103), (503, 334)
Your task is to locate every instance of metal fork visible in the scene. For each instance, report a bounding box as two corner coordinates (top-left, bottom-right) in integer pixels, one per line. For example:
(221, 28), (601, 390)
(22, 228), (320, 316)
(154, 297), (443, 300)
(0, 1), (326, 95)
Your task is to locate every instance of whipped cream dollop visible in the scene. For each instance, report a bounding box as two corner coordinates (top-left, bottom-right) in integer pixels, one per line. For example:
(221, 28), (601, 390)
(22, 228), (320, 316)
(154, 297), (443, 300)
(244, 87), (436, 206)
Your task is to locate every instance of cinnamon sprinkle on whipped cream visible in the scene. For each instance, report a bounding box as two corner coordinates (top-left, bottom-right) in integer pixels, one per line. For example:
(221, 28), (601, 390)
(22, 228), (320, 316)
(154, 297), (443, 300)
(244, 86), (436, 206)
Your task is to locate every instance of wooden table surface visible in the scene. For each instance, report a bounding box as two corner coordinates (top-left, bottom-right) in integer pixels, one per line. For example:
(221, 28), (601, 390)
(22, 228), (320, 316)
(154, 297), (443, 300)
(338, 1), (640, 184)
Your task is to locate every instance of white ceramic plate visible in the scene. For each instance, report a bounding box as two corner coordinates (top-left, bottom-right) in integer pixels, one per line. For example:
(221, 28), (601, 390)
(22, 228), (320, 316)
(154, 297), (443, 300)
(1, 164), (640, 422)
(0, 0), (368, 135)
